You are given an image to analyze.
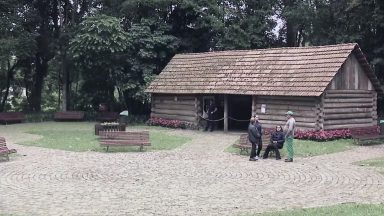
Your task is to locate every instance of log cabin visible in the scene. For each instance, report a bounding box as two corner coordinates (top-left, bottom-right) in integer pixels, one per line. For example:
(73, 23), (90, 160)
(146, 43), (383, 132)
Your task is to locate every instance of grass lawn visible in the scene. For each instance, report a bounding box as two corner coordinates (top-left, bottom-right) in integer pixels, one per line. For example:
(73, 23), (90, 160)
(250, 203), (384, 216)
(5, 122), (191, 152)
(226, 138), (355, 157)
(355, 157), (384, 174)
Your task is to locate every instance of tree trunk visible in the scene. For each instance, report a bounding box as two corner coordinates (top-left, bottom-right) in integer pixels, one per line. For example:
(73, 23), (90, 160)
(61, 51), (70, 111)
(29, 55), (48, 112)
(283, 0), (298, 47)
(0, 61), (15, 112)
(286, 19), (296, 47)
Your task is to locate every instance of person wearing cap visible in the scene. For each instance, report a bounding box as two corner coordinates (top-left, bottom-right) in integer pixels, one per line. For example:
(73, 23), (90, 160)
(283, 111), (296, 162)
(248, 117), (261, 161)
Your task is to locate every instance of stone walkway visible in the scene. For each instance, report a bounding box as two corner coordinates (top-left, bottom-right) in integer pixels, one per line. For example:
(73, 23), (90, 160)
(0, 128), (384, 216)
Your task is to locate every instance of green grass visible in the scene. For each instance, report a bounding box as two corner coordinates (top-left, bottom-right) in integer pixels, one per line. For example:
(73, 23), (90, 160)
(359, 139), (384, 146)
(294, 139), (354, 157)
(357, 157), (384, 168)
(226, 138), (355, 157)
(355, 157), (384, 174)
(6, 122), (191, 152)
(250, 203), (384, 216)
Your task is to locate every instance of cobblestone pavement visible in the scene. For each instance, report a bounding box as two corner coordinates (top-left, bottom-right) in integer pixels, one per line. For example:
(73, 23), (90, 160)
(0, 128), (384, 216)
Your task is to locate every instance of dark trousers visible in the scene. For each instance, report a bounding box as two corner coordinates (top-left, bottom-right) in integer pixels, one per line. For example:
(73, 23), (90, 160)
(250, 139), (262, 158)
(250, 141), (257, 158)
(204, 119), (215, 131)
(256, 138), (262, 156)
(263, 142), (283, 159)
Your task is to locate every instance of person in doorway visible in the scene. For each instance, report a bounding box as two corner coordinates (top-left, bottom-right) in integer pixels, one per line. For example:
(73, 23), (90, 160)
(283, 111), (296, 162)
(248, 117), (261, 161)
(253, 115), (263, 159)
(201, 104), (209, 129)
(262, 125), (285, 160)
(204, 100), (218, 132)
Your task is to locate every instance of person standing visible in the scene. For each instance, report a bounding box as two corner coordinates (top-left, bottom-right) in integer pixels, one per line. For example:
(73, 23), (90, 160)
(248, 117), (261, 161)
(283, 111), (296, 162)
(204, 100), (218, 132)
(262, 125), (285, 160)
(254, 115), (263, 159)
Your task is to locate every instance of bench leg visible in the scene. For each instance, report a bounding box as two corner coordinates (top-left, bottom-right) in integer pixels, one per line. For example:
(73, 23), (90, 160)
(239, 148), (249, 155)
(239, 148), (245, 155)
(354, 139), (362, 146)
(1, 154), (9, 161)
(139, 145), (144, 152)
(106, 146), (109, 152)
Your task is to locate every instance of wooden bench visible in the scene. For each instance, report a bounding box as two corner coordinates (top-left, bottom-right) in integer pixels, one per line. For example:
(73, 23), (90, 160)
(54, 111), (85, 121)
(0, 112), (25, 124)
(350, 126), (384, 145)
(96, 112), (119, 122)
(233, 133), (271, 155)
(0, 137), (17, 161)
(98, 131), (150, 152)
(95, 123), (126, 135)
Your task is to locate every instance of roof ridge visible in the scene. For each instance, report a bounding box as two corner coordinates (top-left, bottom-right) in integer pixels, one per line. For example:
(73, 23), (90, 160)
(176, 43), (357, 56)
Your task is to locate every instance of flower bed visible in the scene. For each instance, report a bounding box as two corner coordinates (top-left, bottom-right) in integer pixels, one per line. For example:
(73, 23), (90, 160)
(147, 117), (198, 130)
(295, 129), (352, 141)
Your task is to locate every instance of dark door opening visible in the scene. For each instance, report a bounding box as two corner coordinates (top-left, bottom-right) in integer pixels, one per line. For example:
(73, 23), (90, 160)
(228, 95), (252, 130)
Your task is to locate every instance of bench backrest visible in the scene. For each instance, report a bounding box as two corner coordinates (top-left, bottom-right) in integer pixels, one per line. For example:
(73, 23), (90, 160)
(350, 126), (379, 137)
(0, 137), (6, 147)
(0, 112), (25, 119)
(239, 133), (271, 145)
(98, 112), (119, 118)
(54, 111), (85, 118)
(99, 131), (149, 141)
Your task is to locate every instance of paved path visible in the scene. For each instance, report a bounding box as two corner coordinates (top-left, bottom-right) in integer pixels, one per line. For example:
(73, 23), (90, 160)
(1, 128), (384, 216)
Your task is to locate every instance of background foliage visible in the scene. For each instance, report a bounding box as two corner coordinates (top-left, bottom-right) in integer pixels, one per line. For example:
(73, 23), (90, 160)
(1, 0), (383, 116)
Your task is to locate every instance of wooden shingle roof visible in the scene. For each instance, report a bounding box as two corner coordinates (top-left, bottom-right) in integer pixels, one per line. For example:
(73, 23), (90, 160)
(146, 43), (382, 96)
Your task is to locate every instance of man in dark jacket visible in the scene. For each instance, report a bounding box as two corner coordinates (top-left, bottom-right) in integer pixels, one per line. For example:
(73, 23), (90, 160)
(262, 125), (285, 160)
(204, 100), (218, 132)
(254, 115), (263, 158)
(248, 117), (261, 161)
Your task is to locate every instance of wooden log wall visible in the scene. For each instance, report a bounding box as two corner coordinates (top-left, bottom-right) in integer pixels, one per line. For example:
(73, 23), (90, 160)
(255, 96), (318, 130)
(151, 94), (197, 123)
(328, 54), (373, 91)
(322, 90), (376, 129)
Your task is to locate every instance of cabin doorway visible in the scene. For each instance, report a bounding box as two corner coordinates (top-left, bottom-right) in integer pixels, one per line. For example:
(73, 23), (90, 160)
(228, 95), (252, 130)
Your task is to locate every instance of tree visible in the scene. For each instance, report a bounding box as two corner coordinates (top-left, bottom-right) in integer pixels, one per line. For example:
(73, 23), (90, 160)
(0, 0), (36, 111)
(122, 19), (179, 113)
(218, 0), (277, 50)
(69, 15), (131, 109)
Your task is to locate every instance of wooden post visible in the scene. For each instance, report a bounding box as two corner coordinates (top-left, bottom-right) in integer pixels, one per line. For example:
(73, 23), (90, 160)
(372, 91), (378, 125)
(224, 94), (228, 132)
(150, 94), (154, 119)
(195, 96), (201, 128)
(315, 94), (324, 131)
(252, 96), (257, 116)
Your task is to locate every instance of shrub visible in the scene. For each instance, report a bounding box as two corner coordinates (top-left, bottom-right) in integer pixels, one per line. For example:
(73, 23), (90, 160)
(25, 112), (54, 122)
(295, 129), (352, 141)
(147, 117), (198, 130)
